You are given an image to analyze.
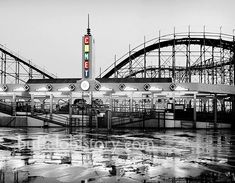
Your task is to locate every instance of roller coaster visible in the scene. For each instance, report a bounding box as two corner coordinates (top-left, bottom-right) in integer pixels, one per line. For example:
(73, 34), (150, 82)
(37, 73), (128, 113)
(1, 30), (234, 85)
(0, 44), (56, 84)
(101, 31), (235, 86)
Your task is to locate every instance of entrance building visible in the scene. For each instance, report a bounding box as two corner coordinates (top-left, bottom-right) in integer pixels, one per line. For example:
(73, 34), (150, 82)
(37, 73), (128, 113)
(0, 77), (234, 129)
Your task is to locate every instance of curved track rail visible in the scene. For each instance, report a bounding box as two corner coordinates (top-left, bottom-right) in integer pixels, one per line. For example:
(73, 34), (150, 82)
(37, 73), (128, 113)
(0, 44), (56, 84)
(101, 31), (235, 85)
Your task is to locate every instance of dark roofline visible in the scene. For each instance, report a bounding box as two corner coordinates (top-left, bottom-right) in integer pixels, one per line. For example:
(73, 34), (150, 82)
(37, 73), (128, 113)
(27, 77), (172, 84)
(96, 78), (172, 83)
(27, 78), (81, 84)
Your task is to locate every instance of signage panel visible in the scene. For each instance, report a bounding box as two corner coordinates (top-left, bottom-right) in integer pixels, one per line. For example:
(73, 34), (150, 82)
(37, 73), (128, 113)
(82, 34), (93, 79)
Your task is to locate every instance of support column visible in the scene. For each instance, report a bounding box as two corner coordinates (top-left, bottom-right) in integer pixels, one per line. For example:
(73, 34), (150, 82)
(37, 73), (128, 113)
(212, 47), (214, 84)
(31, 94), (34, 116)
(221, 99), (225, 112)
(200, 45), (203, 83)
(12, 94), (16, 116)
(203, 26), (206, 84)
(213, 94), (217, 129)
(144, 36), (147, 79)
(114, 55), (117, 78)
(49, 94), (53, 119)
(41, 99), (45, 113)
(233, 31), (235, 86)
(129, 44), (132, 76)
(158, 31), (161, 78)
(151, 93), (154, 109)
(89, 91), (93, 127)
(107, 109), (112, 130)
(203, 98), (207, 112)
(130, 92), (133, 112)
(172, 94), (175, 126)
(186, 43), (191, 83)
(172, 27), (176, 81)
(129, 93), (134, 124)
(109, 94), (113, 111)
(187, 27), (191, 82)
(4, 53), (6, 84)
(193, 93), (197, 129)
(1, 52), (3, 84)
(15, 59), (19, 84)
(69, 93), (73, 127)
(107, 94), (113, 130)
(229, 49), (233, 85)
(29, 61), (33, 79)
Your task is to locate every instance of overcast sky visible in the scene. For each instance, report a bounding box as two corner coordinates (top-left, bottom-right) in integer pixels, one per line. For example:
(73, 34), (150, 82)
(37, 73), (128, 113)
(0, 0), (234, 78)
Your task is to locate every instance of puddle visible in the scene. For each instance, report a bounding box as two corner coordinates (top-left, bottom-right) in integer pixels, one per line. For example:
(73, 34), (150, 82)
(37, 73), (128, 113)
(0, 128), (234, 182)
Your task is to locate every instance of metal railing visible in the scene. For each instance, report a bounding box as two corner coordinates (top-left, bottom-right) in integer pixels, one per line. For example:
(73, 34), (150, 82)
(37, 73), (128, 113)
(112, 110), (166, 128)
(32, 112), (69, 126)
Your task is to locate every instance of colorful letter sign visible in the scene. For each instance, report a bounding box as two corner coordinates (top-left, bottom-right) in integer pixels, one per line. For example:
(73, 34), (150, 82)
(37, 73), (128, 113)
(84, 61), (89, 69)
(82, 35), (92, 79)
(84, 52), (89, 60)
(84, 36), (89, 44)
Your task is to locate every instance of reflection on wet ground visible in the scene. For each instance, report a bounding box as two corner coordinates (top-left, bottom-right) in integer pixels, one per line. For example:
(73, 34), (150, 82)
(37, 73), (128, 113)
(0, 128), (235, 183)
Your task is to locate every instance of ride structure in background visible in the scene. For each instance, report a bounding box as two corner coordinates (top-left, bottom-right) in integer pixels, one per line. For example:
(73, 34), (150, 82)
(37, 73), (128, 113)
(0, 44), (56, 84)
(101, 29), (235, 86)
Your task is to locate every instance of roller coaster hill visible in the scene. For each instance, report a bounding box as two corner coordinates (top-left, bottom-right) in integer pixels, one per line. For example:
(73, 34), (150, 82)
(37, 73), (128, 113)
(0, 30), (234, 129)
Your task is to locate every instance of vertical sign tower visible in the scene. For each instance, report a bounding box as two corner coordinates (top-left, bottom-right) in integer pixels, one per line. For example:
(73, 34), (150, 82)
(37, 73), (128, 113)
(82, 15), (93, 79)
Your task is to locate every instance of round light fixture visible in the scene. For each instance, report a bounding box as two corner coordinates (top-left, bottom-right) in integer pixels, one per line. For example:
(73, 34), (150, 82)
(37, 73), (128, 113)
(81, 80), (90, 91)
(119, 83), (126, 91)
(2, 85), (8, 92)
(95, 83), (101, 91)
(69, 84), (76, 91)
(169, 83), (176, 91)
(143, 83), (150, 91)
(46, 84), (53, 91)
(24, 84), (30, 91)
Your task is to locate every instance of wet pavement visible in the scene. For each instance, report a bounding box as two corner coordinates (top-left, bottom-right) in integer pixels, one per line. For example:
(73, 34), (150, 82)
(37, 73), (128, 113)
(0, 128), (235, 183)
